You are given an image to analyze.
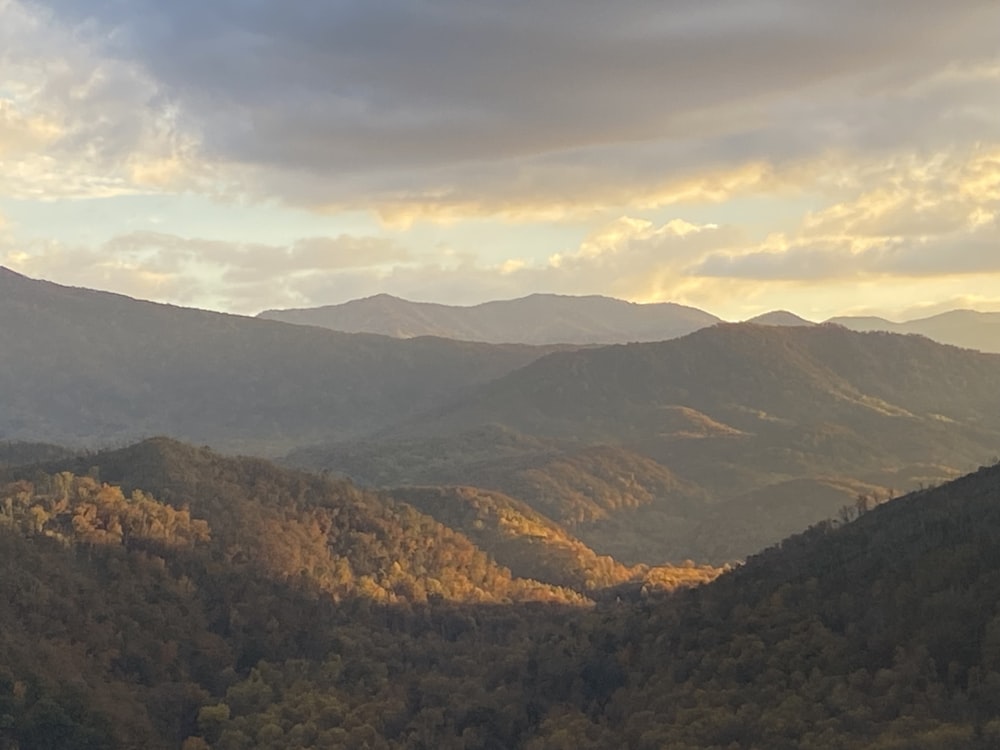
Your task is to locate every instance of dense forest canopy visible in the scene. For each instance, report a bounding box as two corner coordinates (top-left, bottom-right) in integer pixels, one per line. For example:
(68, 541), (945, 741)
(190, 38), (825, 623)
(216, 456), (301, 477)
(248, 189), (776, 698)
(3, 441), (1000, 748)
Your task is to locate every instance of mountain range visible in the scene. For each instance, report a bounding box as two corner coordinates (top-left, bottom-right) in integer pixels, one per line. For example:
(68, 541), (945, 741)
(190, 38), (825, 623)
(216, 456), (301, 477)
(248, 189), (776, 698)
(259, 292), (721, 345)
(4, 266), (999, 564)
(6, 266), (1000, 747)
(260, 292), (1000, 352)
(0, 267), (564, 452)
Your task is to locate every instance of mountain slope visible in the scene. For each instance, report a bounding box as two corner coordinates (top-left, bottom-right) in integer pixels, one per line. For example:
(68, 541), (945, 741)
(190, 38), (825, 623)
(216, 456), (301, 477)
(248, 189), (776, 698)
(360, 324), (1000, 561)
(0, 268), (563, 451)
(9, 438), (583, 606)
(831, 309), (1000, 353)
(395, 323), (1000, 444)
(523, 461), (1000, 748)
(0, 439), (586, 748)
(286, 429), (716, 564)
(259, 292), (720, 344)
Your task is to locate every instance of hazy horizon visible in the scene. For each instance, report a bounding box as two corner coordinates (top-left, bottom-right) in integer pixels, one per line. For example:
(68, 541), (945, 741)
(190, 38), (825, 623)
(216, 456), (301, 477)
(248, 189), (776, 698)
(6, 264), (1000, 325)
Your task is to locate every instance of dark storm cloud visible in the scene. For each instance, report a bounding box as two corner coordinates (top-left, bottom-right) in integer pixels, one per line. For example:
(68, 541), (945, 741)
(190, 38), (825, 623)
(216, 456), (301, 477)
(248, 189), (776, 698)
(31, 0), (1000, 208)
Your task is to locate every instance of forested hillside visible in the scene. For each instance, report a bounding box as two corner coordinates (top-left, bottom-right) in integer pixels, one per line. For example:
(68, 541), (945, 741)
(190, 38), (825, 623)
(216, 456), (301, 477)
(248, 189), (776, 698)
(304, 324), (994, 562)
(288, 324), (998, 562)
(396, 323), (1000, 442)
(3, 442), (1000, 748)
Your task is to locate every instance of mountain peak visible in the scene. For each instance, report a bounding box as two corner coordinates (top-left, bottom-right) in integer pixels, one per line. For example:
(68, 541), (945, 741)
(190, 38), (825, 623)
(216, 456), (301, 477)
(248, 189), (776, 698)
(259, 293), (721, 345)
(747, 310), (816, 327)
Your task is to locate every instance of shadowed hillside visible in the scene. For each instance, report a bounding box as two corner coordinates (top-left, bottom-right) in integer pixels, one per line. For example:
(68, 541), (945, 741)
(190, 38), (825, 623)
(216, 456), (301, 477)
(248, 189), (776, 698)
(394, 323), (1000, 442)
(293, 324), (1000, 562)
(830, 309), (1000, 353)
(0, 268), (565, 452)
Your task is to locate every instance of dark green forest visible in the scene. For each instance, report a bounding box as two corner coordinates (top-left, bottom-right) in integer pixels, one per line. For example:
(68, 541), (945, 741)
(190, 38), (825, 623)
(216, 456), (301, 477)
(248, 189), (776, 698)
(3, 440), (1000, 748)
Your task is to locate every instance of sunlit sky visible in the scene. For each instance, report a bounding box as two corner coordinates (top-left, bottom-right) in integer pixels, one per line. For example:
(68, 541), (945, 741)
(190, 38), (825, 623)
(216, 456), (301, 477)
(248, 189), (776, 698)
(1, 0), (999, 320)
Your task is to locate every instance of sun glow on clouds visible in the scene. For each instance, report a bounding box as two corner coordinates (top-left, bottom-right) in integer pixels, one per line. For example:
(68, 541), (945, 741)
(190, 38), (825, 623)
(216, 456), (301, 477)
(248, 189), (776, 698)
(1, 0), (999, 319)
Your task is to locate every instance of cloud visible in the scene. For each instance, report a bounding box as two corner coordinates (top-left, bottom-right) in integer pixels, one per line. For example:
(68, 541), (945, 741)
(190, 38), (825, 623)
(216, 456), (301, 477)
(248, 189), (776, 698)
(691, 148), (1000, 281)
(0, 215), (736, 311)
(1, 229), (412, 313)
(0, 0), (205, 199)
(8, 0), (999, 216)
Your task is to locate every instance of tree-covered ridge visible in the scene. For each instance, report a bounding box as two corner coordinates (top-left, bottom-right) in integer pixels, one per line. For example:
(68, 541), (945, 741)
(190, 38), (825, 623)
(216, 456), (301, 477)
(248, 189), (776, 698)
(522, 461), (1000, 749)
(0, 450), (583, 748)
(15, 439), (583, 606)
(396, 323), (1000, 442)
(191, 459), (1000, 749)
(1, 473), (210, 549)
(4, 442), (1000, 748)
(290, 430), (708, 526)
(0, 441), (79, 469)
(390, 485), (719, 593)
(287, 429), (719, 564)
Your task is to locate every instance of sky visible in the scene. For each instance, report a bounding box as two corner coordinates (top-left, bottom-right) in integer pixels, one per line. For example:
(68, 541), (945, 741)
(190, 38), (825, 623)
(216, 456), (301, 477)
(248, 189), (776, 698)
(1, 0), (999, 321)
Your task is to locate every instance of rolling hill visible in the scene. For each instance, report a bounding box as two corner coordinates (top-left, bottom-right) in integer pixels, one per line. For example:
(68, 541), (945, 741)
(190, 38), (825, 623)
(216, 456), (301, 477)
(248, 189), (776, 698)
(0, 267), (565, 452)
(260, 288), (1000, 355)
(258, 292), (721, 344)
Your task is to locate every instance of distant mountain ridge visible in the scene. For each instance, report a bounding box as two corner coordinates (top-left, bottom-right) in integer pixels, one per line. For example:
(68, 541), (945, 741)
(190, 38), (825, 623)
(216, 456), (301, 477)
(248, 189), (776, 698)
(831, 308), (1000, 353)
(259, 292), (722, 344)
(260, 291), (1000, 351)
(0, 267), (565, 451)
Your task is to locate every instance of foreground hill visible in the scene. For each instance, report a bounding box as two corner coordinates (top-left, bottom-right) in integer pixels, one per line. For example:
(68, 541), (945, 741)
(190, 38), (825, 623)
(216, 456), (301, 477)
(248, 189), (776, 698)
(831, 309), (1000, 353)
(0, 268), (563, 452)
(11, 438), (583, 606)
(198, 459), (1000, 749)
(0, 437), (718, 747)
(6, 442), (1000, 747)
(259, 292), (720, 345)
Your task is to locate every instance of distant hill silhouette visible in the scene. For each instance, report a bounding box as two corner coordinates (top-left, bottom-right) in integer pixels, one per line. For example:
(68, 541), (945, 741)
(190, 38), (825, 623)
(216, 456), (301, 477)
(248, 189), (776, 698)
(261, 289), (1000, 353)
(746, 310), (815, 326)
(0, 267), (565, 451)
(259, 292), (721, 344)
(830, 308), (1000, 353)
